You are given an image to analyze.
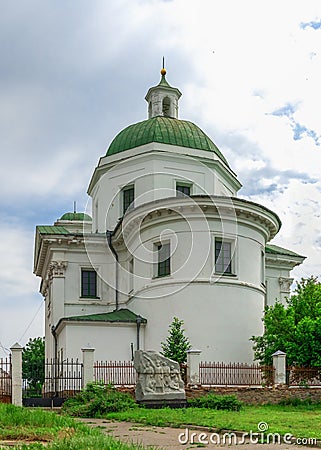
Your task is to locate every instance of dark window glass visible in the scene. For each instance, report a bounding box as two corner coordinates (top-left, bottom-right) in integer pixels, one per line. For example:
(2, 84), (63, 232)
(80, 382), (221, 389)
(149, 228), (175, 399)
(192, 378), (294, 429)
(176, 184), (191, 197)
(81, 270), (97, 297)
(157, 243), (171, 277)
(215, 240), (232, 274)
(123, 186), (134, 214)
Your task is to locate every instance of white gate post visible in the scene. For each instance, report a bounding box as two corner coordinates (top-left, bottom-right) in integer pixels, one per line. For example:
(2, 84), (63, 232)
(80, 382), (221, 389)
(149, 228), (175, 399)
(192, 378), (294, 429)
(10, 343), (23, 406)
(272, 350), (287, 385)
(187, 349), (202, 385)
(81, 347), (95, 388)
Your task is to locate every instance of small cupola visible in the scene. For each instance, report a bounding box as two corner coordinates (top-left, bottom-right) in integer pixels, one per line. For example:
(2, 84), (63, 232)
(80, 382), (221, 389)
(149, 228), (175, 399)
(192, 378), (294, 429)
(145, 65), (182, 119)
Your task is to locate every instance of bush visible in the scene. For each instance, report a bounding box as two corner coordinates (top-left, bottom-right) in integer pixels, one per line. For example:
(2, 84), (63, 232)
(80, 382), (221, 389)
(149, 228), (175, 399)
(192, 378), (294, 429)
(187, 394), (243, 411)
(62, 382), (136, 418)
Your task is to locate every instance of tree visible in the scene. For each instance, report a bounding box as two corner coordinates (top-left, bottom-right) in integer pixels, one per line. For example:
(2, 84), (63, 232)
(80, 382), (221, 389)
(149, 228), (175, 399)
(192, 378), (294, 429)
(251, 277), (321, 367)
(22, 337), (45, 394)
(161, 317), (191, 364)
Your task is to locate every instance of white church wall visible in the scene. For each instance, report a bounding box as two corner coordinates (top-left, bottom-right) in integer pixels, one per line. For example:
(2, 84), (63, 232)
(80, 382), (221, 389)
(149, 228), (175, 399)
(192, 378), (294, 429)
(129, 282), (264, 363)
(58, 323), (142, 361)
(91, 146), (240, 232)
(120, 207), (267, 299)
(265, 266), (293, 306)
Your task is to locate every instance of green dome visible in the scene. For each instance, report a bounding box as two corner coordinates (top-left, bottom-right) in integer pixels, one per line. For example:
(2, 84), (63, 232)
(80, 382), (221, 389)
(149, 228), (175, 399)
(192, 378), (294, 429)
(107, 116), (229, 166)
(60, 212), (92, 221)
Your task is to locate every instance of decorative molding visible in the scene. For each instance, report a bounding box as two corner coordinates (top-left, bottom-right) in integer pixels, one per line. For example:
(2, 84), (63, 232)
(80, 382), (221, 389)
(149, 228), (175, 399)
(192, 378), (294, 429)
(48, 261), (68, 279)
(279, 277), (293, 293)
(265, 255), (302, 269)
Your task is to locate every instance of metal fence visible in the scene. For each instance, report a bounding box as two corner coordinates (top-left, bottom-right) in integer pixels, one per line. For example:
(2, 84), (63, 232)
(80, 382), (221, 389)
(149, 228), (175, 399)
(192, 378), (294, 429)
(23, 358), (83, 398)
(199, 361), (274, 386)
(94, 360), (136, 386)
(287, 366), (321, 387)
(43, 358), (83, 397)
(0, 357), (11, 403)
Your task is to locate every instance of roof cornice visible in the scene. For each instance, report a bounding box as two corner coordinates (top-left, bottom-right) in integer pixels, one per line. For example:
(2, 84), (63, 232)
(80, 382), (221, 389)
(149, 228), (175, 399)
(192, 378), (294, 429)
(113, 195), (281, 246)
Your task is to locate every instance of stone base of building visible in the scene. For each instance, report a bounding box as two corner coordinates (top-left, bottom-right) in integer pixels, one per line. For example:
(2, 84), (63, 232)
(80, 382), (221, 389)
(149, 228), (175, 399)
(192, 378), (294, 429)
(136, 398), (187, 408)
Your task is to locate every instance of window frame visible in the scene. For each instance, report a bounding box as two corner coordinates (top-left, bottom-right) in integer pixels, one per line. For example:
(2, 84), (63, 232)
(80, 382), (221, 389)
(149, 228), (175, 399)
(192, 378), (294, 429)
(261, 249), (266, 287)
(214, 238), (236, 276)
(154, 241), (171, 278)
(129, 257), (134, 294)
(80, 268), (99, 299)
(122, 184), (135, 215)
(176, 181), (192, 197)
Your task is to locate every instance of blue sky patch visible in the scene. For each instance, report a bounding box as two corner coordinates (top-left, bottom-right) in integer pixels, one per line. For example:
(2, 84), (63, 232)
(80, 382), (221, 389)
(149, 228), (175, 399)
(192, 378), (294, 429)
(271, 103), (296, 117)
(270, 103), (320, 146)
(301, 20), (321, 30)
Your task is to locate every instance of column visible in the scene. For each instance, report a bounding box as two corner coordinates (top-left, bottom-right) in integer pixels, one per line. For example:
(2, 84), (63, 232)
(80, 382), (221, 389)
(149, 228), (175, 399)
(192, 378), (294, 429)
(187, 349), (202, 386)
(11, 342), (23, 406)
(82, 347), (95, 388)
(272, 350), (287, 385)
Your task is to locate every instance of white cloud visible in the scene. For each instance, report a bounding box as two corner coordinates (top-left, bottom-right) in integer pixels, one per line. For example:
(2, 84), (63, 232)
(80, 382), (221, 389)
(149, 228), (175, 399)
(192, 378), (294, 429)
(0, 222), (43, 354)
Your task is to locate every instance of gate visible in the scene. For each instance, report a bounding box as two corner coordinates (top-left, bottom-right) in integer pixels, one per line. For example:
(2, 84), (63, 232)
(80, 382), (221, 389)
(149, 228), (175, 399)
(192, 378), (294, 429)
(23, 358), (83, 407)
(0, 356), (11, 403)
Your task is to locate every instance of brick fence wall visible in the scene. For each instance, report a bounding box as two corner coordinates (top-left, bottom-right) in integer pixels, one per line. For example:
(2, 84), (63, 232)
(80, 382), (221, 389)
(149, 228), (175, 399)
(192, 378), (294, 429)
(118, 386), (321, 405)
(185, 386), (321, 404)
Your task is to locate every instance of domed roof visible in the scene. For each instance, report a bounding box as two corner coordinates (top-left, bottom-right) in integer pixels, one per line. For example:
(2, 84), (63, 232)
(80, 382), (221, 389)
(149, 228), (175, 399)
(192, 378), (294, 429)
(60, 212), (92, 221)
(106, 116), (229, 166)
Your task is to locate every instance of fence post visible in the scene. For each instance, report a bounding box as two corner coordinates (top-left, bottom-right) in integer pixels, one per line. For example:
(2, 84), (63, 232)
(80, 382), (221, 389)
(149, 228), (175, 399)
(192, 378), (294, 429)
(187, 349), (202, 385)
(272, 350), (286, 385)
(10, 343), (23, 406)
(81, 347), (95, 388)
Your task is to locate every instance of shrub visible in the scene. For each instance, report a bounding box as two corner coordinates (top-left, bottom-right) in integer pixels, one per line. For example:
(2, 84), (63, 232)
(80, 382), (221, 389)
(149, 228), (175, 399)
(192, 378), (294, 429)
(62, 382), (136, 417)
(187, 394), (243, 411)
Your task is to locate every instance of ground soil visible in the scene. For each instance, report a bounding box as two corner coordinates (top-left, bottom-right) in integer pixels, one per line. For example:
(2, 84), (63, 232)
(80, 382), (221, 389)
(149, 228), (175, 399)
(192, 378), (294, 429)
(78, 418), (320, 449)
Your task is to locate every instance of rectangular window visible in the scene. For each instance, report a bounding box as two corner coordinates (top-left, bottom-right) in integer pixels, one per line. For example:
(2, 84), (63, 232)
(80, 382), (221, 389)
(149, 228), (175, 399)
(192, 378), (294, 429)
(156, 242), (171, 277)
(81, 270), (97, 298)
(215, 239), (232, 274)
(129, 258), (134, 293)
(261, 250), (265, 285)
(122, 185), (134, 214)
(176, 183), (191, 197)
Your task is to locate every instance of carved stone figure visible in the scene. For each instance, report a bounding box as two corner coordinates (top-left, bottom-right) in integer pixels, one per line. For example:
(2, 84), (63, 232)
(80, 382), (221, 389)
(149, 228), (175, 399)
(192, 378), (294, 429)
(134, 350), (186, 403)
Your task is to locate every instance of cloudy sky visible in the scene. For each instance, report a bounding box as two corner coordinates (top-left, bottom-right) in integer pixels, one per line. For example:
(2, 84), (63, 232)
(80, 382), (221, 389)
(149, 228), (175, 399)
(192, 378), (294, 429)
(0, 0), (320, 355)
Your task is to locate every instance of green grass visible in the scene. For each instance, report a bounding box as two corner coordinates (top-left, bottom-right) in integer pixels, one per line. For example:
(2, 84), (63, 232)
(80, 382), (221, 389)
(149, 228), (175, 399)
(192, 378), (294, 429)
(108, 404), (321, 439)
(0, 403), (153, 449)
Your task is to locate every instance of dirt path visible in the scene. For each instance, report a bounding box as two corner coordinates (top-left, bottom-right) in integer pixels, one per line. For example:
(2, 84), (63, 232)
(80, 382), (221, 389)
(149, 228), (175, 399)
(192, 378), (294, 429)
(78, 418), (319, 449)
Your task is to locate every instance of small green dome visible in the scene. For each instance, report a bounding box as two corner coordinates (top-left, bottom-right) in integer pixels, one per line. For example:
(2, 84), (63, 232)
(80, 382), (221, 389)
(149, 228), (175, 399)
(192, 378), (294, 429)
(60, 212), (92, 221)
(107, 116), (229, 166)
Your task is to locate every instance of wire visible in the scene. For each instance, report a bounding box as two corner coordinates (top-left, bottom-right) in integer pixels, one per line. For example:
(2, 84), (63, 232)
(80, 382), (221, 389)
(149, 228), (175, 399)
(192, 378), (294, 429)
(0, 341), (9, 356)
(19, 301), (44, 342)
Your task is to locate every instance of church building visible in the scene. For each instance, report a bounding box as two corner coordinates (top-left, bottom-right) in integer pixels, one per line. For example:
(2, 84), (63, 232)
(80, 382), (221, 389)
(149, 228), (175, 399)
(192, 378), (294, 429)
(34, 67), (305, 363)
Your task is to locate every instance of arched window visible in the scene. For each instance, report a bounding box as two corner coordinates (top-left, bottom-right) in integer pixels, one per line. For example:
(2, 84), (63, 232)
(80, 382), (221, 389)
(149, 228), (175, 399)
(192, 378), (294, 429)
(162, 97), (171, 116)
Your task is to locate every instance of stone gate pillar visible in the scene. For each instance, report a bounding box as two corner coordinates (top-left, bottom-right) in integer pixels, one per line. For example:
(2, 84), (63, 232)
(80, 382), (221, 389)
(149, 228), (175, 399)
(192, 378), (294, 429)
(187, 349), (202, 385)
(272, 350), (286, 385)
(82, 347), (95, 388)
(10, 342), (23, 406)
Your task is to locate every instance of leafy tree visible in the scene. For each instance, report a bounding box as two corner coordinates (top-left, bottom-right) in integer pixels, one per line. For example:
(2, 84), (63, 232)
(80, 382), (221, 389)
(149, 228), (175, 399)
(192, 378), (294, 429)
(22, 337), (45, 394)
(161, 317), (191, 364)
(251, 277), (321, 367)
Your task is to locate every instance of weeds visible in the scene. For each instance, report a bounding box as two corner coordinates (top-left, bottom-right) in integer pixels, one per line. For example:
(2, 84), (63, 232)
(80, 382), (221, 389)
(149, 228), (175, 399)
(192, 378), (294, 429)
(187, 394), (243, 411)
(62, 382), (135, 417)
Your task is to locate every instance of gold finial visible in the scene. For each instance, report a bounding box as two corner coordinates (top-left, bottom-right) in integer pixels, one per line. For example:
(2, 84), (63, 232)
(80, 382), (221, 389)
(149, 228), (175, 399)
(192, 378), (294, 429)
(161, 56), (166, 76)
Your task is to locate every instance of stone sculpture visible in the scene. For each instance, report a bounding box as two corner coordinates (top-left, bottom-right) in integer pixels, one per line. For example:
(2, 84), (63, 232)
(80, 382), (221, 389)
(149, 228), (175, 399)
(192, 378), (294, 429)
(134, 350), (186, 406)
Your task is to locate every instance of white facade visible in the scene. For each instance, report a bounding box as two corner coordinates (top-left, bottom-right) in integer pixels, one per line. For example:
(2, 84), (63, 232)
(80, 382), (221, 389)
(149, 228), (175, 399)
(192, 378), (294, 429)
(34, 70), (305, 364)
